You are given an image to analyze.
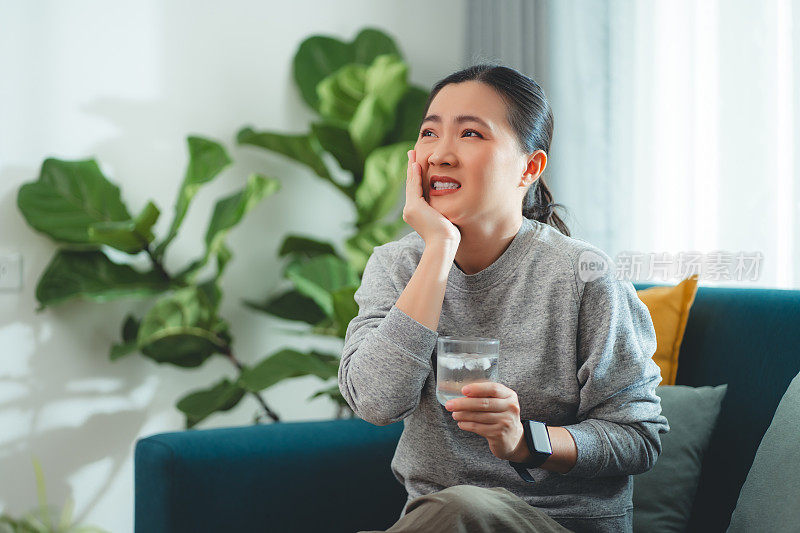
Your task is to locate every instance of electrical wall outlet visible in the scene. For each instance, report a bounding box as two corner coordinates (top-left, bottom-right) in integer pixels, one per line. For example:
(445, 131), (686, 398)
(0, 253), (22, 291)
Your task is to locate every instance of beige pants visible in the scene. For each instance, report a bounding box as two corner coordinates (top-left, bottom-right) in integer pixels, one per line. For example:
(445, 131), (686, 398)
(358, 485), (576, 533)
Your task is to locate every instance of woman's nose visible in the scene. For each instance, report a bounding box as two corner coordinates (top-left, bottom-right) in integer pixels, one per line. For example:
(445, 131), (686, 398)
(426, 142), (457, 167)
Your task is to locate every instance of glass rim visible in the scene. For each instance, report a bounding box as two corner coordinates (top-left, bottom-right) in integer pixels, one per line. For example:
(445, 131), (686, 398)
(437, 335), (499, 345)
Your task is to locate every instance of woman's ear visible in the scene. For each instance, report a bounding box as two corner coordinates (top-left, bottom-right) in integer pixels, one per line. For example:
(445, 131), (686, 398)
(520, 173), (538, 188)
(524, 150), (547, 181)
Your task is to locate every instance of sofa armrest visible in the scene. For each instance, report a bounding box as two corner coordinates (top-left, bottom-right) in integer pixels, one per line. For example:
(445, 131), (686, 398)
(134, 417), (406, 533)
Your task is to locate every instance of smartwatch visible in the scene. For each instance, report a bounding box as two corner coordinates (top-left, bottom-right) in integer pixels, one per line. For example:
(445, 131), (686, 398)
(509, 419), (553, 483)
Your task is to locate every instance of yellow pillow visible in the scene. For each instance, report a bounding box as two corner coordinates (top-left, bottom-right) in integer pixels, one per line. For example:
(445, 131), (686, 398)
(636, 275), (699, 385)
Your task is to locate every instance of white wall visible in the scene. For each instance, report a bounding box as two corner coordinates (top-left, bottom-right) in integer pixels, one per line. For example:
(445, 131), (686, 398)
(0, 1), (466, 531)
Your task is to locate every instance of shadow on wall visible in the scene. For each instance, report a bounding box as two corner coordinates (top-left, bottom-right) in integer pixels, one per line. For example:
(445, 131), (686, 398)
(0, 304), (150, 525)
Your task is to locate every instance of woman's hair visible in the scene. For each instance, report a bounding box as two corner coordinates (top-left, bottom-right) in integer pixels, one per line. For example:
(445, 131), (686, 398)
(419, 64), (570, 237)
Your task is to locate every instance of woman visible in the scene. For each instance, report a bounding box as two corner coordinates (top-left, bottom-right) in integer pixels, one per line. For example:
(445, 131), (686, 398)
(338, 64), (669, 533)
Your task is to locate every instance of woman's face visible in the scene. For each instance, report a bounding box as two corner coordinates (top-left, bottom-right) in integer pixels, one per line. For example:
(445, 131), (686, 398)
(413, 80), (546, 228)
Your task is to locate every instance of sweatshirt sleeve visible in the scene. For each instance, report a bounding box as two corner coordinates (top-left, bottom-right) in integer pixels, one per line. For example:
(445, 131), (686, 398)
(338, 245), (439, 426)
(560, 265), (671, 478)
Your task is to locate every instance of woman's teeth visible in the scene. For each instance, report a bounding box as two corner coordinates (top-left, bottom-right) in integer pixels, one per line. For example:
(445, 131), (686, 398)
(433, 183), (460, 190)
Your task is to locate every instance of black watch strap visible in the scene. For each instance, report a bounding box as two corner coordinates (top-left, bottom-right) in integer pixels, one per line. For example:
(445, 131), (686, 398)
(509, 419), (552, 483)
(510, 462), (537, 482)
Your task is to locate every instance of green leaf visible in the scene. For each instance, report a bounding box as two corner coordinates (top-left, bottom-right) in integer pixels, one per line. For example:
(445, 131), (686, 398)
(87, 221), (144, 254)
(172, 258), (205, 284)
(205, 174), (280, 254)
(155, 136), (232, 259)
(236, 127), (342, 190)
(316, 54), (407, 157)
(141, 334), (222, 368)
(384, 85), (430, 144)
(110, 342), (137, 361)
(122, 314), (139, 342)
(238, 349), (339, 392)
(349, 27), (400, 64)
(293, 27), (400, 112)
(197, 279), (222, 313)
(284, 254), (359, 317)
(213, 318), (233, 348)
(32, 456), (49, 528)
(364, 54), (408, 115)
(110, 314), (141, 361)
(348, 94), (394, 158)
(35, 250), (169, 310)
(317, 63), (367, 124)
(137, 286), (225, 368)
(293, 37), (352, 114)
(186, 136), (232, 183)
(278, 235), (337, 259)
(243, 289), (327, 325)
(177, 378), (246, 429)
(309, 122), (362, 179)
(87, 201), (160, 254)
(355, 142), (413, 225)
(214, 243), (233, 280)
(310, 316), (339, 337)
(17, 158), (131, 244)
(0, 516), (20, 531)
(245, 38), (410, 200)
(331, 285), (358, 338)
(176, 174), (279, 284)
(308, 382), (349, 407)
(344, 216), (407, 274)
(134, 200), (160, 237)
(57, 494), (75, 530)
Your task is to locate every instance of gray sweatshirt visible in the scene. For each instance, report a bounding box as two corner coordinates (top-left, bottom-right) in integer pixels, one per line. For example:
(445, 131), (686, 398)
(338, 217), (669, 531)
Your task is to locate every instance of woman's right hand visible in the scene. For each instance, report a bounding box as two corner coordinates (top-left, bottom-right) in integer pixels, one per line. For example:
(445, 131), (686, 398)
(403, 149), (462, 249)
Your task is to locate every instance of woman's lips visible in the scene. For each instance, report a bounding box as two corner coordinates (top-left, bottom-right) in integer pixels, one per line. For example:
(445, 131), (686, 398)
(429, 186), (461, 196)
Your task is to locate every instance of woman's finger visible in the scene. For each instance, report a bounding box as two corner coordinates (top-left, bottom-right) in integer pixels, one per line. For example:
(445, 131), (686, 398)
(413, 161), (426, 202)
(452, 411), (505, 424)
(456, 420), (496, 438)
(405, 152), (415, 206)
(446, 397), (507, 412)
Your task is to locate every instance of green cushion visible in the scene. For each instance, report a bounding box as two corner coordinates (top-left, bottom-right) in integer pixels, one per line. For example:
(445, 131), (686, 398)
(633, 384), (728, 532)
(727, 370), (800, 532)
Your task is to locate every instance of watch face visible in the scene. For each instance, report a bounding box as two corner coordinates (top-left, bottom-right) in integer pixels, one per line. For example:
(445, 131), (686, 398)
(528, 421), (553, 455)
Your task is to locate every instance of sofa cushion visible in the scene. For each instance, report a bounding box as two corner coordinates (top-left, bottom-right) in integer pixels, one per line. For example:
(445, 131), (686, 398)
(636, 275), (699, 385)
(726, 370), (800, 532)
(632, 383), (728, 532)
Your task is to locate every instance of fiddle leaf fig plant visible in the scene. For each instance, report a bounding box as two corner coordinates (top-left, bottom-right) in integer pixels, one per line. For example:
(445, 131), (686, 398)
(238, 27), (429, 413)
(15, 26), (429, 426)
(16, 135), (300, 427)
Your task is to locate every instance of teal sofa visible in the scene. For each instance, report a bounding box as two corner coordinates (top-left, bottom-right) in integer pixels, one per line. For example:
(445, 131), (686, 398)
(134, 284), (800, 532)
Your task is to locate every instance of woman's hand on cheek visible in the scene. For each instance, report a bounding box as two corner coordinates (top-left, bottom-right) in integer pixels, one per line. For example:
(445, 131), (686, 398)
(444, 382), (524, 461)
(403, 149), (461, 248)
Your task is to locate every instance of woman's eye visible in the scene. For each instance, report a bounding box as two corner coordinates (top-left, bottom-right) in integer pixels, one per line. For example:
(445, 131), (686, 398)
(419, 129), (482, 138)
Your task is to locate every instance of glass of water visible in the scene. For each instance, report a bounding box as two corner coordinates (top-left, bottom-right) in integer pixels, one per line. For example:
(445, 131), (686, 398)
(436, 335), (500, 406)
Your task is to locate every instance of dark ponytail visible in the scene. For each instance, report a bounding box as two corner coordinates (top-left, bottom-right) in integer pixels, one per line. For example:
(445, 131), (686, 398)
(522, 178), (570, 237)
(421, 64), (570, 237)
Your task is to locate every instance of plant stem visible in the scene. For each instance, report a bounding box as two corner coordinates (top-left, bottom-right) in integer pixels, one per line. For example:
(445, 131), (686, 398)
(142, 240), (280, 422)
(224, 348), (281, 423)
(145, 245), (171, 281)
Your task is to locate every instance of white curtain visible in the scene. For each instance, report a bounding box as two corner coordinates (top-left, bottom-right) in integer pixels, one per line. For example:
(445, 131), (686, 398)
(466, 0), (799, 289)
